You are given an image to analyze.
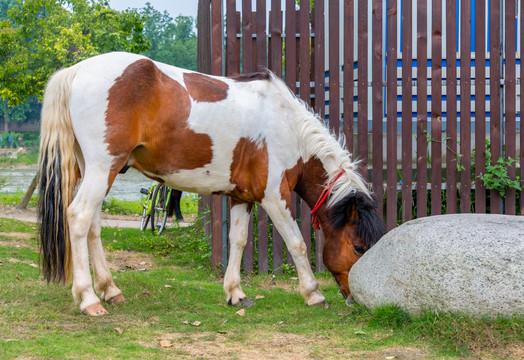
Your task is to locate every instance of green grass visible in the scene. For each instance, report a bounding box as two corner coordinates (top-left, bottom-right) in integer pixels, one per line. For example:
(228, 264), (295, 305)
(0, 190), (38, 208)
(0, 217), (522, 359)
(0, 151), (39, 166)
(102, 193), (199, 216)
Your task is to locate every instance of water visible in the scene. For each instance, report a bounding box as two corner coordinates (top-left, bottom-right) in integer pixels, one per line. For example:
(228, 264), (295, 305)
(0, 166), (155, 201)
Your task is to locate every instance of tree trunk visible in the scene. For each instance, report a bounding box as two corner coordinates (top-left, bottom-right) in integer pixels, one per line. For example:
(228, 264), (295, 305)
(16, 171), (39, 210)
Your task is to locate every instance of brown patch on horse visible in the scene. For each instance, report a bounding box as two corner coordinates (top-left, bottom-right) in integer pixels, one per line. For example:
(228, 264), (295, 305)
(228, 138), (268, 203)
(183, 73), (229, 102)
(229, 71), (271, 82)
(105, 59), (213, 185)
(278, 159), (304, 217)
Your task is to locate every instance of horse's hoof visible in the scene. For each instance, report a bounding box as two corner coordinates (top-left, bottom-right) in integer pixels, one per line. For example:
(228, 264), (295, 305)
(239, 298), (256, 308)
(345, 295), (355, 306)
(228, 297), (256, 308)
(82, 303), (108, 316)
(310, 300), (329, 309)
(106, 294), (126, 305)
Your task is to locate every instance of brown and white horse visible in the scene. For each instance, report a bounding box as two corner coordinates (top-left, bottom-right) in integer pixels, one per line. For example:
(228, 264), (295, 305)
(38, 52), (385, 316)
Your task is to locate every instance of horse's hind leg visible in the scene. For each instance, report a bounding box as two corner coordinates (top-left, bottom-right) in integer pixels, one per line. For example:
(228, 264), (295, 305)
(223, 202), (255, 307)
(67, 169), (111, 315)
(87, 210), (125, 304)
(261, 198), (328, 307)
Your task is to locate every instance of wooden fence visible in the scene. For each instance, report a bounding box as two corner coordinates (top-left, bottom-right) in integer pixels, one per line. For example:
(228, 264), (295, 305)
(197, 0), (523, 273)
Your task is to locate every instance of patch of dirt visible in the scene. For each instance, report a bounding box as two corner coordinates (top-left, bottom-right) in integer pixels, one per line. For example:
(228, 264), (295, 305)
(0, 232), (34, 240)
(105, 249), (155, 273)
(143, 331), (430, 360)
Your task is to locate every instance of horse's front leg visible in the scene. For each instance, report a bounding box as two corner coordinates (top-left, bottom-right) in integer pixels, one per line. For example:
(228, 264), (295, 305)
(262, 197), (328, 308)
(87, 210), (125, 305)
(223, 202), (255, 307)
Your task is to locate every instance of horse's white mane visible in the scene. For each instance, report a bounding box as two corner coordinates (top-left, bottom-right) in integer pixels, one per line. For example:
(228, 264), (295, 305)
(268, 72), (371, 207)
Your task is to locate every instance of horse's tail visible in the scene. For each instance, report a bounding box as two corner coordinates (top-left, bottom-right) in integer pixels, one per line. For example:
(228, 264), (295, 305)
(38, 66), (78, 284)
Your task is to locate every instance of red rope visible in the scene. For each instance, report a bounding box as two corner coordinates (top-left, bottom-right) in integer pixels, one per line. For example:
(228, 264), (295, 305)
(310, 170), (345, 230)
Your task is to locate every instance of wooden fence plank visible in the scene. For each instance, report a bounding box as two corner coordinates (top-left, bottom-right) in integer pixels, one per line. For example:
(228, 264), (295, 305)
(269, 0), (282, 76)
(521, 0), (524, 215)
(475, 0), (487, 213)
(401, 0), (413, 221)
(285, 0), (297, 93)
(431, 0), (442, 216)
(242, 0), (253, 73)
(256, 0), (266, 68)
(343, 0), (354, 153)
(329, 0), (340, 134)
(371, 0), (384, 216)
(357, 1), (368, 179)
(504, 0), (517, 214)
(386, 0), (397, 230)
(416, 0), (428, 218)
(445, 0), (458, 214)
(226, 1), (240, 76)
(490, 0), (502, 213)
(460, 0), (472, 213)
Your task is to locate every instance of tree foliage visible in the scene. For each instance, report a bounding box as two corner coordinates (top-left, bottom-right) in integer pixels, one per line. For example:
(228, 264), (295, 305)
(0, 0), (149, 106)
(139, 2), (197, 70)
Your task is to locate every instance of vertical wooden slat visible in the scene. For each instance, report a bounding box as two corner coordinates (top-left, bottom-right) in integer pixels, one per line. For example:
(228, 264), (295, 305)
(475, 0), (487, 213)
(431, 0), (442, 216)
(521, 0), (524, 215)
(386, 0), (397, 230)
(401, 0), (413, 221)
(257, 206), (269, 273)
(490, 0), (503, 213)
(210, 0), (223, 272)
(504, 0), (517, 214)
(329, 0), (340, 134)
(226, 1), (240, 76)
(416, 0), (428, 218)
(460, 0), (472, 213)
(269, 0), (282, 76)
(357, 0), (368, 179)
(242, 0), (253, 73)
(445, 0), (458, 214)
(314, 229), (325, 272)
(256, 0), (266, 68)
(313, 0), (325, 121)
(285, 0), (297, 93)
(343, 0), (354, 152)
(197, 0), (211, 74)
(371, 0), (384, 216)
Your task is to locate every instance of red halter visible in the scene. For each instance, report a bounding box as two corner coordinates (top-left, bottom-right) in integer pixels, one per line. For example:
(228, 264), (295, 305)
(310, 170), (345, 230)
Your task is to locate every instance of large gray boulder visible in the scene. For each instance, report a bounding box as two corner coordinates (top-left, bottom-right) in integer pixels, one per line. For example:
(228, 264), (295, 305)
(348, 214), (524, 318)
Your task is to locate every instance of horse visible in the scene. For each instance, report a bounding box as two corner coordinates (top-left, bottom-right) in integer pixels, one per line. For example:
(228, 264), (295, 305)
(38, 52), (386, 316)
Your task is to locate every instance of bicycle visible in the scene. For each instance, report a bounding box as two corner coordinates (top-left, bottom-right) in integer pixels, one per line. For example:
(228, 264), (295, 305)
(140, 182), (184, 235)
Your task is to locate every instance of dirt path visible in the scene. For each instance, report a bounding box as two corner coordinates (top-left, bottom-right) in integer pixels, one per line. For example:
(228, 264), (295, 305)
(0, 205), (190, 229)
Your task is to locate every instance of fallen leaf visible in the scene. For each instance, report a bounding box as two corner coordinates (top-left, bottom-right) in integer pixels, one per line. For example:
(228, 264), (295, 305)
(191, 321), (201, 327)
(255, 295), (265, 300)
(164, 284), (172, 288)
(138, 261), (146, 265)
(29, 263), (38, 268)
(140, 291), (151, 297)
(16, 276), (21, 281)
(138, 268), (147, 272)
(115, 327), (124, 335)
(160, 340), (173, 348)
(235, 309), (245, 316)
(290, 277), (298, 280)
(278, 321), (284, 325)
(354, 330), (367, 336)
(385, 356), (396, 359)
(182, 320), (189, 325)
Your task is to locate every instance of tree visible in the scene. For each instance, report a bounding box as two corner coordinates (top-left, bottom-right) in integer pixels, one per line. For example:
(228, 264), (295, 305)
(140, 3), (197, 70)
(0, 0), (149, 108)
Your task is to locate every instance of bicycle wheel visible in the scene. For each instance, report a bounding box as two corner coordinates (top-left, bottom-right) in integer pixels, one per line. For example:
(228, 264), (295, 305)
(151, 184), (169, 235)
(139, 187), (153, 231)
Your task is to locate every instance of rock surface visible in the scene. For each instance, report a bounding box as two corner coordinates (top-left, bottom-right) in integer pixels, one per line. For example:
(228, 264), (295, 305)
(348, 214), (524, 318)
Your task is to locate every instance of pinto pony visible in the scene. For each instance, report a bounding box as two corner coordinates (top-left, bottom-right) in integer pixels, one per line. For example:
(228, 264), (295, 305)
(38, 52), (385, 316)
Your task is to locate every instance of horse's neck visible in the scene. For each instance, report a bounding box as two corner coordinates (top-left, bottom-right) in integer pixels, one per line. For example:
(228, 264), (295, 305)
(294, 157), (331, 220)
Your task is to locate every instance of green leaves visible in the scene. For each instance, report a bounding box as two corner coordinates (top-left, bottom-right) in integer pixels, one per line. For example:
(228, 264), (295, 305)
(478, 150), (522, 197)
(0, 0), (150, 106)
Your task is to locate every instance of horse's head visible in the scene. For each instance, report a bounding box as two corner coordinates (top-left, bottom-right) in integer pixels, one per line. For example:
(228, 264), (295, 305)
(323, 191), (386, 299)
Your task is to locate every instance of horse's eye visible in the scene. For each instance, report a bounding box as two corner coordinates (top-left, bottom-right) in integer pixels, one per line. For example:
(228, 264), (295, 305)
(353, 246), (365, 255)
